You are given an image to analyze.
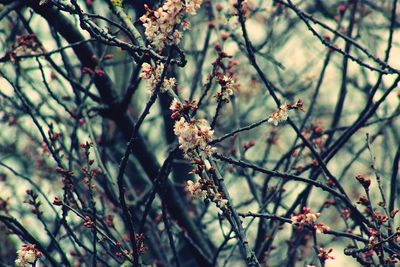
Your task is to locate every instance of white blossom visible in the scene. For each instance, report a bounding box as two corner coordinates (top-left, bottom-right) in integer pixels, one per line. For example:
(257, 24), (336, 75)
(15, 244), (42, 267)
(185, 180), (207, 199)
(140, 62), (176, 93)
(173, 118), (215, 158)
(140, 0), (202, 48)
(268, 104), (289, 126)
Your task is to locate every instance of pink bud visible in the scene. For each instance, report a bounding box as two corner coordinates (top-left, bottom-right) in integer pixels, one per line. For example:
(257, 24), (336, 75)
(338, 5), (346, 15)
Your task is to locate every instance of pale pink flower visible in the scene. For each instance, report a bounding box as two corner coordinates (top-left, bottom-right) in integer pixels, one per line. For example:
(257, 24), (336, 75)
(15, 244), (42, 267)
(140, 0), (202, 48)
(291, 207), (322, 230)
(173, 118), (215, 159)
(268, 104), (289, 126)
(185, 180), (207, 199)
(140, 62), (176, 93)
(186, 0), (203, 15)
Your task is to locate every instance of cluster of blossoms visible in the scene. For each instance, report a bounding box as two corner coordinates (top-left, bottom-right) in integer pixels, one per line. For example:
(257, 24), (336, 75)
(140, 0), (202, 48)
(170, 98), (228, 210)
(139, 62), (176, 93)
(210, 44), (240, 102)
(173, 117), (216, 159)
(15, 244), (42, 267)
(185, 178), (228, 209)
(215, 74), (239, 102)
(5, 34), (43, 62)
(291, 207), (330, 233)
(291, 207), (319, 225)
(169, 98), (198, 120)
(209, 191), (228, 209)
(267, 100), (305, 126)
(186, 180), (207, 199)
(171, 99), (215, 158)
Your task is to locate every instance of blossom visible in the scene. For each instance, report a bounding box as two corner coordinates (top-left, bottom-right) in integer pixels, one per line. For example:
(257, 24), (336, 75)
(291, 207), (331, 235)
(185, 179), (229, 209)
(314, 223), (331, 234)
(185, 180), (207, 199)
(268, 104), (289, 126)
(185, 180), (229, 210)
(140, 62), (176, 93)
(268, 100), (305, 126)
(140, 0), (203, 48)
(186, 0), (203, 15)
(173, 118), (215, 159)
(139, 63), (152, 79)
(162, 77), (176, 92)
(170, 99), (198, 119)
(170, 99), (182, 112)
(291, 207), (320, 226)
(215, 75), (238, 102)
(210, 191), (229, 209)
(15, 244), (42, 267)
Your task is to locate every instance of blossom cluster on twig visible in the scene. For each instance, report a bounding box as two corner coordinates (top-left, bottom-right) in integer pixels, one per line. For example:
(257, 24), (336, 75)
(140, 0), (203, 48)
